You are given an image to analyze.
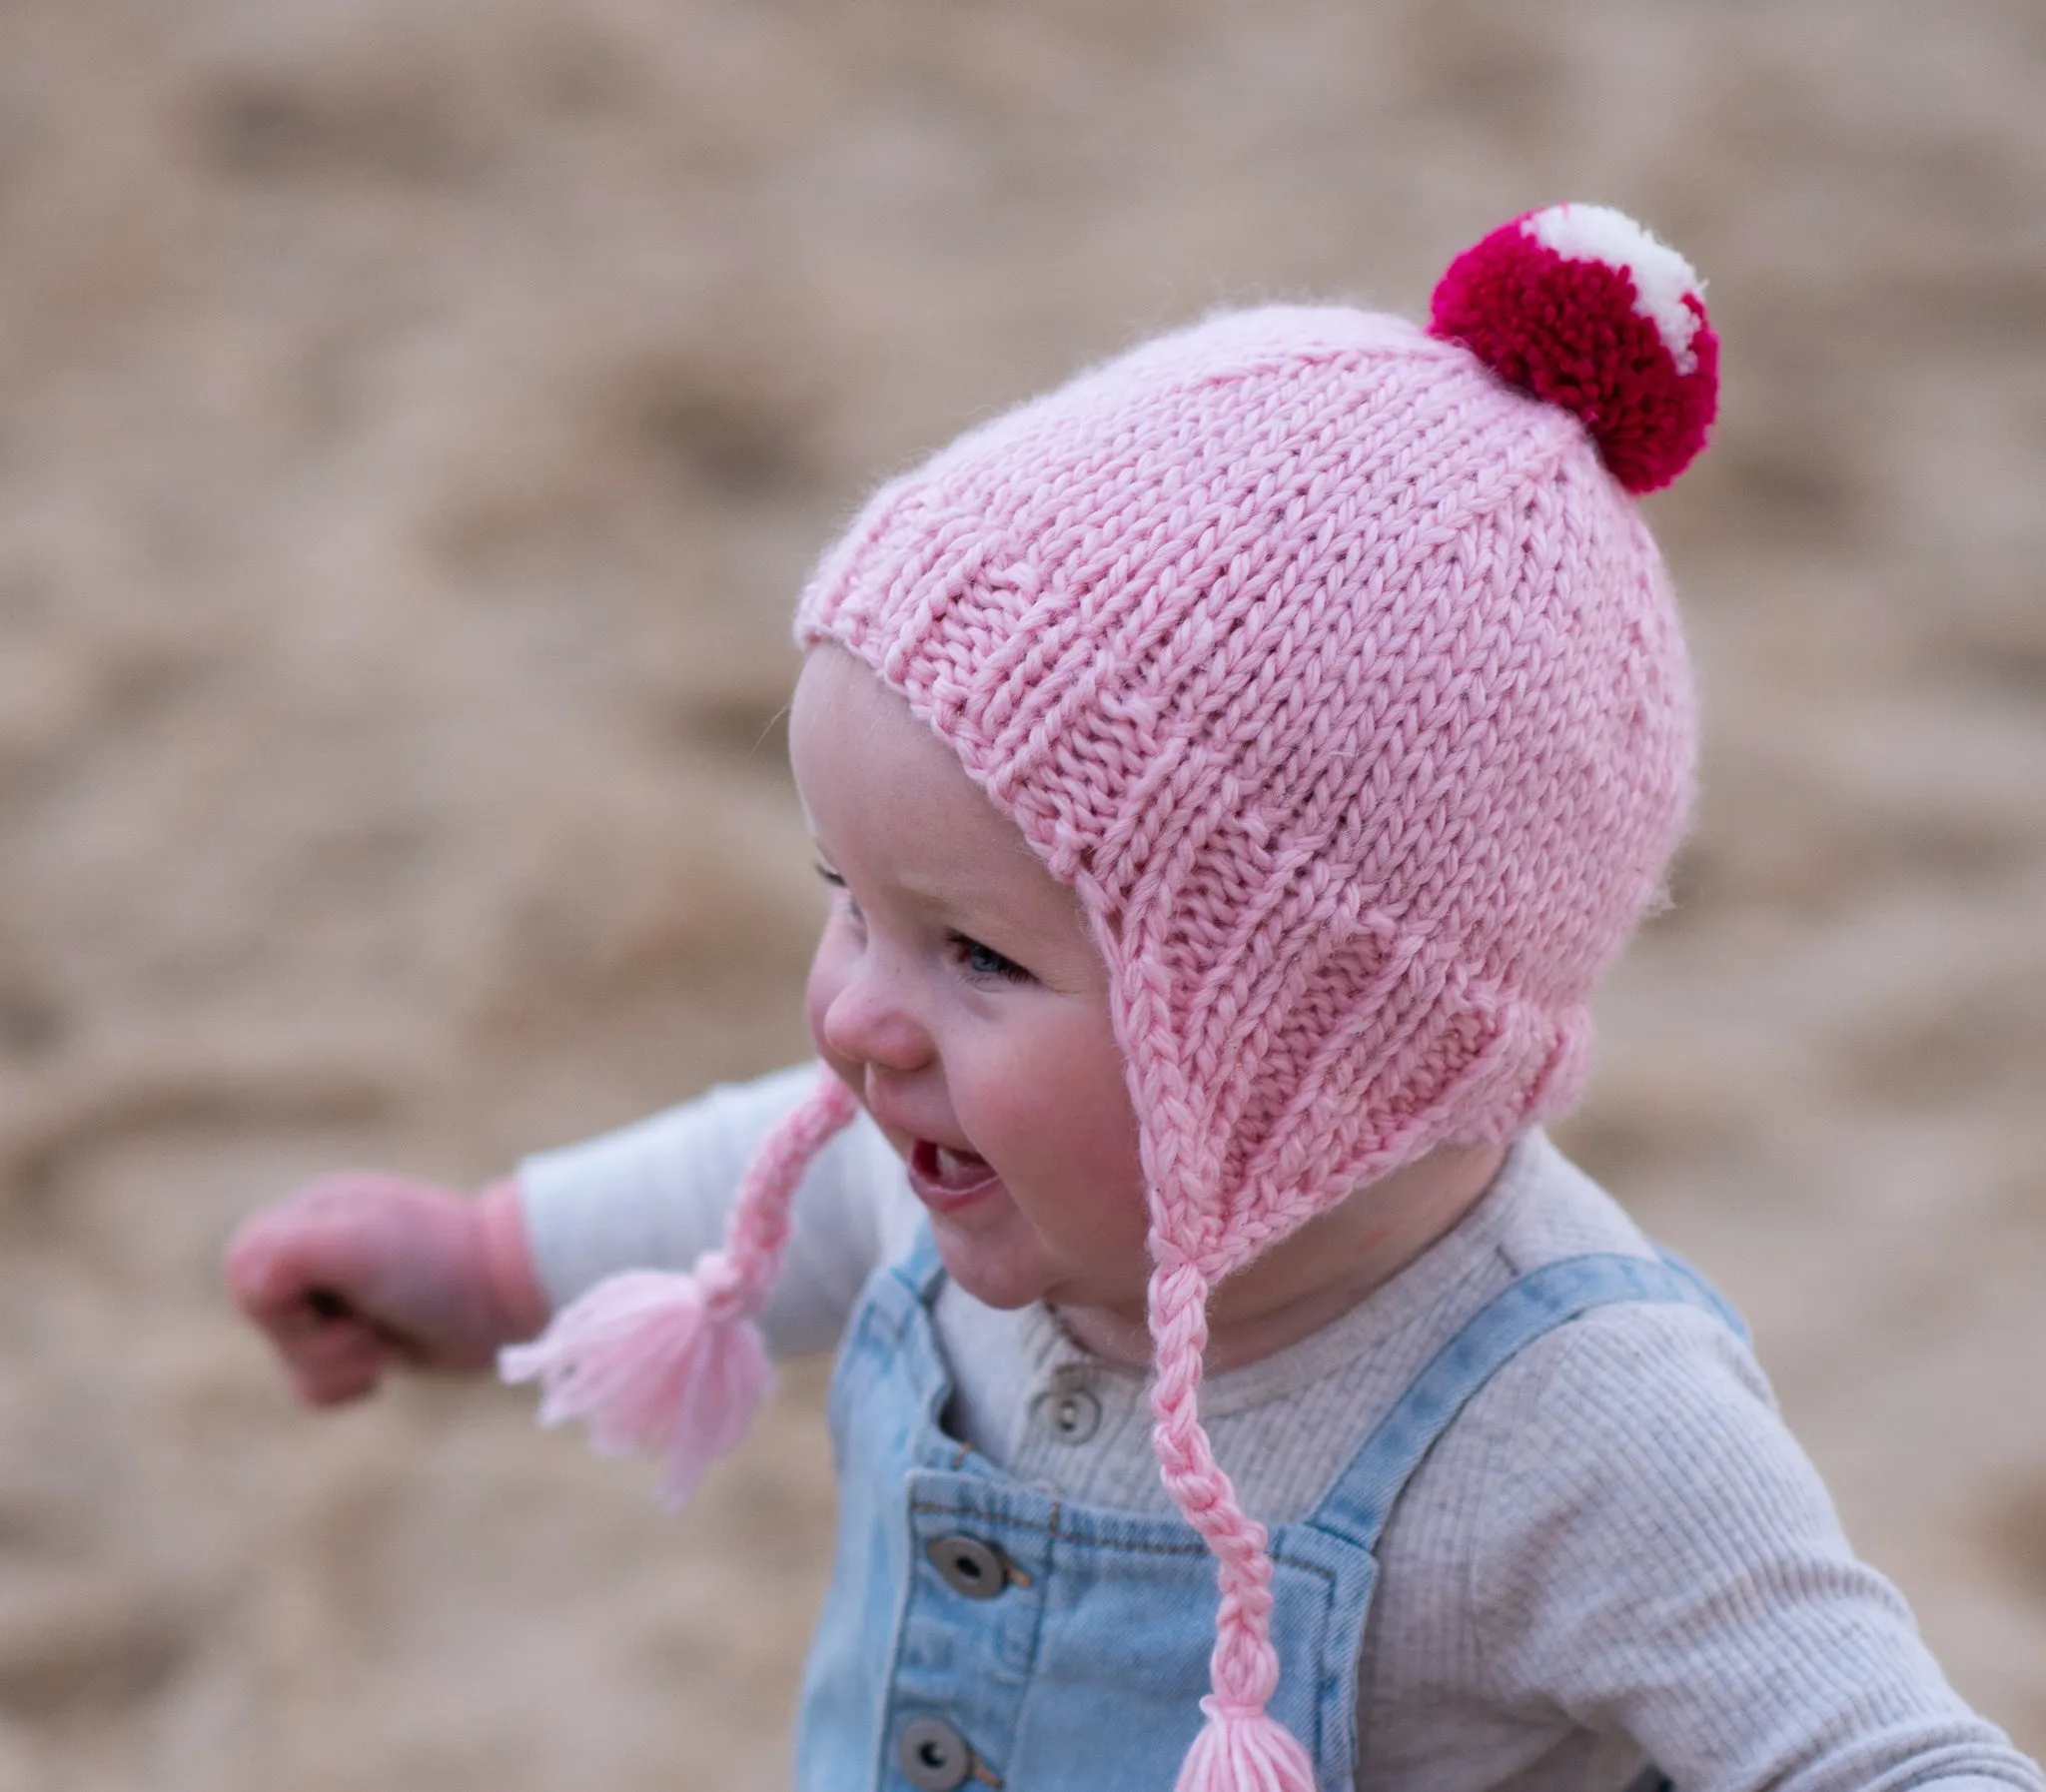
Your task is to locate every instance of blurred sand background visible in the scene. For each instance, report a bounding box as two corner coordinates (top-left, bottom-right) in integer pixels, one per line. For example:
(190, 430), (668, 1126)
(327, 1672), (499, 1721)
(0, 1), (2042, 1786)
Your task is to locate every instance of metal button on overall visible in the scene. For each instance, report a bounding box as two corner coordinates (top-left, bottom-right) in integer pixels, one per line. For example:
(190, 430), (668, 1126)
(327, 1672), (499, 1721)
(927, 1534), (1010, 1600)
(898, 1717), (973, 1791)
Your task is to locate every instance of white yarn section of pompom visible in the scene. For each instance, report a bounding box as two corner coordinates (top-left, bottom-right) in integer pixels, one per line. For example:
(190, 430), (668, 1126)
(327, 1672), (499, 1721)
(1522, 203), (1705, 375)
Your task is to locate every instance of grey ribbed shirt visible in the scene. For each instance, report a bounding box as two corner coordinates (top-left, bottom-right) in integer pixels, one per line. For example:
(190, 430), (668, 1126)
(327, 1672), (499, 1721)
(519, 1063), (2044, 1792)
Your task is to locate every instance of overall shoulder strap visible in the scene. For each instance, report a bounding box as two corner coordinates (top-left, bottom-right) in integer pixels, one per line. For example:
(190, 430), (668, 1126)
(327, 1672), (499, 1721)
(846, 1220), (950, 1350)
(1650, 1245), (1749, 1342)
(1307, 1251), (1741, 1553)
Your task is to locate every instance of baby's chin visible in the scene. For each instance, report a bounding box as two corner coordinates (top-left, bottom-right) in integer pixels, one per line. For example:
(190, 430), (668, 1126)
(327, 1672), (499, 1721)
(928, 1221), (1152, 1346)
(924, 1217), (1050, 1312)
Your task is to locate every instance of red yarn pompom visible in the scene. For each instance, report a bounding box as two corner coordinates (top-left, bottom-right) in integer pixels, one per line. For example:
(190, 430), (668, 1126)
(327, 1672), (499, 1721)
(1428, 203), (1717, 494)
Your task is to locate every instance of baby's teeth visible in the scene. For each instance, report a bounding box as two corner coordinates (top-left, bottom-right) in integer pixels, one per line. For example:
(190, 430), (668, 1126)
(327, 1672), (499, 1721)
(936, 1147), (962, 1178)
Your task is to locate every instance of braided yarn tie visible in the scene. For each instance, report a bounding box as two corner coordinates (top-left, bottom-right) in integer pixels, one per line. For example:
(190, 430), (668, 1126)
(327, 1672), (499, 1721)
(499, 1070), (858, 1510)
(1152, 1260), (1317, 1792)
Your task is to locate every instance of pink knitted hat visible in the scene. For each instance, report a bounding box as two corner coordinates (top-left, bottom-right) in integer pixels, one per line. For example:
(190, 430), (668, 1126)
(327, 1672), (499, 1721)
(506, 204), (1718, 1792)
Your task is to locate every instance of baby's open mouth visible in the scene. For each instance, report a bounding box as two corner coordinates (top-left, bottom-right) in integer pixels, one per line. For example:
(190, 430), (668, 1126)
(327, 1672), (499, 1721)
(909, 1139), (1001, 1203)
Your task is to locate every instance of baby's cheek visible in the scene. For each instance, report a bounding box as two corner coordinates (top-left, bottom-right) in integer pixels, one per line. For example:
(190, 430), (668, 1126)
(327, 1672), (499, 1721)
(1056, 1066), (1144, 1189)
(1078, 1120), (1151, 1254)
(1003, 1064), (1148, 1243)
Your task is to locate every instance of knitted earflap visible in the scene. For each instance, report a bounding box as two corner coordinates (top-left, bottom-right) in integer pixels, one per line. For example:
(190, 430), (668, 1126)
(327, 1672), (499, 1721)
(500, 1069), (857, 1509)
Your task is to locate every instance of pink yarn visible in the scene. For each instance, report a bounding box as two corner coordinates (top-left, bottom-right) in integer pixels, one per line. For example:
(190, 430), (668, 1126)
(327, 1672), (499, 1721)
(1151, 1259), (1313, 1790)
(498, 1267), (768, 1509)
(500, 1070), (857, 1509)
(1175, 1699), (1316, 1792)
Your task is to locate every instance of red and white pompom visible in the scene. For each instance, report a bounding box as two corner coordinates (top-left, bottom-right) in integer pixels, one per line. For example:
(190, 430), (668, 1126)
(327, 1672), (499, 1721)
(1427, 203), (1717, 494)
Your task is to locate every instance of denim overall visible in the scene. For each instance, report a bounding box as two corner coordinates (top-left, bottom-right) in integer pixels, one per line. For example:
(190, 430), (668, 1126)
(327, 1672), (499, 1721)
(795, 1231), (1740, 1792)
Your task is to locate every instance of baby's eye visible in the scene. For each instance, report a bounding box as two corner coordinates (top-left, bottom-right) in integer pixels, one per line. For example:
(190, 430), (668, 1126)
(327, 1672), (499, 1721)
(951, 933), (1031, 984)
(814, 863), (862, 922)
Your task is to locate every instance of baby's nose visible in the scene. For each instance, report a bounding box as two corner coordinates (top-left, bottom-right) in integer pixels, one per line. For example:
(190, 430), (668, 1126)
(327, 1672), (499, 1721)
(818, 963), (934, 1073)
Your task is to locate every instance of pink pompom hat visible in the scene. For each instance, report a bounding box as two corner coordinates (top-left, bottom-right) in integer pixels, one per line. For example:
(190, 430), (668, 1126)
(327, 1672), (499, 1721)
(506, 204), (1719, 1792)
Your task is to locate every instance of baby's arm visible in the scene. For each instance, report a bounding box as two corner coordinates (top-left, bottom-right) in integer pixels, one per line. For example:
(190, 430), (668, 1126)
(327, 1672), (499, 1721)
(228, 1062), (908, 1402)
(1466, 1308), (2045, 1792)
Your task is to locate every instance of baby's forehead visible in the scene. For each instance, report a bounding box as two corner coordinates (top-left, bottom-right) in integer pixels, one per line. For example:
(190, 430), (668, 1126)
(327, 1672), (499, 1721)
(793, 651), (1047, 867)
(790, 644), (969, 795)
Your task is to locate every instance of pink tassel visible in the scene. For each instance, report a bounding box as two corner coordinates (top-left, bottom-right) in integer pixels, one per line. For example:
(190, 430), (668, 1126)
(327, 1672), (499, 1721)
(500, 1070), (858, 1510)
(499, 1260), (767, 1510)
(1174, 1698), (1316, 1792)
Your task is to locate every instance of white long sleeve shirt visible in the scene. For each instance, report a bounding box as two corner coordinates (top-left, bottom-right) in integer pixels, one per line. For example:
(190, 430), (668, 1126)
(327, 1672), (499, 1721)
(518, 1063), (2045, 1792)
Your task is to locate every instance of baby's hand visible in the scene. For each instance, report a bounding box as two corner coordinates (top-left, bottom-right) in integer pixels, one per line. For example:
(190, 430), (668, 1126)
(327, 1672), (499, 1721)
(225, 1174), (548, 1406)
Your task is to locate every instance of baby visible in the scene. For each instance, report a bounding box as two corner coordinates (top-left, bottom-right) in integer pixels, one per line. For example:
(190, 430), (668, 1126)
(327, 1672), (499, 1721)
(228, 207), (2046, 1792)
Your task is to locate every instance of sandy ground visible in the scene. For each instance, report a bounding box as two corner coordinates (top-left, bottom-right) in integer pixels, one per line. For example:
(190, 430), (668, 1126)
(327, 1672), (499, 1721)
(0, 2), (2042, 1786)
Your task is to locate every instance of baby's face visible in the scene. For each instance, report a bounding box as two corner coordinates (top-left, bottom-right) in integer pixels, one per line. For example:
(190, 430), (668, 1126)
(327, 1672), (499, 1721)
(789, 646), (1152, 1320)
